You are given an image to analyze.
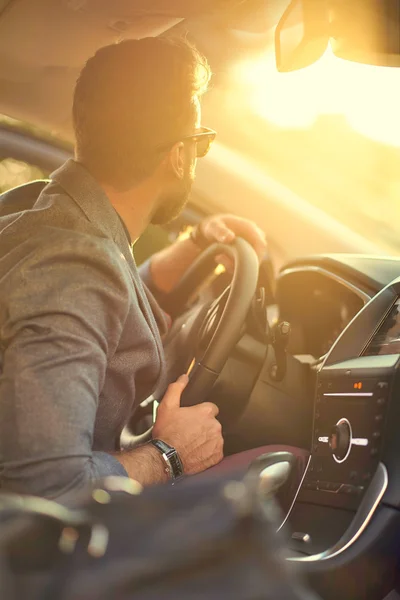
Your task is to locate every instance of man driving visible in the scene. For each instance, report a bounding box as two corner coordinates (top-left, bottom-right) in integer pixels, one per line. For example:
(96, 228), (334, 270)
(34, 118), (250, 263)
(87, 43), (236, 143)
(0, 37), (307, 501)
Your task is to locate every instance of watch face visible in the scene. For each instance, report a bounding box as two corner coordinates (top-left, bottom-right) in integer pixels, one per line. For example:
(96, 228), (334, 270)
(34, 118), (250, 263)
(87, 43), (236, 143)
(151, 440), (184, 479)
(168, 452), (184, 478)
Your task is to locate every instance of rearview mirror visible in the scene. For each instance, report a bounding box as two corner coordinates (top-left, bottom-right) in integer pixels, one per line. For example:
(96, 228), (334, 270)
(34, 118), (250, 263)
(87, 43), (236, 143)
(330, 0), (400, 67)
(275, 0), (329, 72)
(275, 0), (400, 72)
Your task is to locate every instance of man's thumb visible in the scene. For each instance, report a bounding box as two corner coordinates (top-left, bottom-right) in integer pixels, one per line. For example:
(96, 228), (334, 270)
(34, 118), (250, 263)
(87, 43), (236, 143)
(161, 374), (189, 409)
(213, 223), (235, 244)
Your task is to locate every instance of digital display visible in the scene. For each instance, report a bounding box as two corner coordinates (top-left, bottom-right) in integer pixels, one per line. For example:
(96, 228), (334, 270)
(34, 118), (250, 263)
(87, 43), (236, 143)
(364, 298), (400, 356)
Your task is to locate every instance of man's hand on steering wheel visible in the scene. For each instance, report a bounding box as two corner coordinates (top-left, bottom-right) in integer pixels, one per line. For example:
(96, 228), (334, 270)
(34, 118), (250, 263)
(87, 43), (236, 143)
(194, 214), (268, 265)
(148, 214), (267, 295)
(153, 374), (224, 474)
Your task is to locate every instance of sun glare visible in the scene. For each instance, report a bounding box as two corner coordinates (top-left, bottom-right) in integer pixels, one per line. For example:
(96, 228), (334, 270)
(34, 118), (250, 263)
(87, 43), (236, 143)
(235, 46), (400, 147)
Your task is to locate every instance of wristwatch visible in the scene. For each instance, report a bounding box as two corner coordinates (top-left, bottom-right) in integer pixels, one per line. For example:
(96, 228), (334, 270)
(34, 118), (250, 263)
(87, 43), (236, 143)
(150, 439), (184, 482)
(189, 223), (211, 250)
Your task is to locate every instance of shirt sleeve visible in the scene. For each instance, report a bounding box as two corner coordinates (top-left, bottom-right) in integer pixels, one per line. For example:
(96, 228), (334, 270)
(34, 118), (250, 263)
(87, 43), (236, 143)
(0, 231), (131, 502)
(138, 259), (171, 333)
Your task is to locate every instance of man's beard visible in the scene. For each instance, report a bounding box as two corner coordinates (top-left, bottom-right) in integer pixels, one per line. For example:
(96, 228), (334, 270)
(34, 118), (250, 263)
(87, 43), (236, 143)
(151, 167), (193, 226)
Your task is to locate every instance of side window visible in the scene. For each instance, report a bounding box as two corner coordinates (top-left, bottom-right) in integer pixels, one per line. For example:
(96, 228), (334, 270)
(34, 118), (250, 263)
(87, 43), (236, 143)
(0, 158), (46, 194)
(134, 225), (172, 265)
(134, 214), (199, 265)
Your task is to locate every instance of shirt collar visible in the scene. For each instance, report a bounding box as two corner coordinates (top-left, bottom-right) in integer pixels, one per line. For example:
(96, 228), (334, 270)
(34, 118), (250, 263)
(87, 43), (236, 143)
(116, 212), (132, 246)
(50, 159), (132, 250)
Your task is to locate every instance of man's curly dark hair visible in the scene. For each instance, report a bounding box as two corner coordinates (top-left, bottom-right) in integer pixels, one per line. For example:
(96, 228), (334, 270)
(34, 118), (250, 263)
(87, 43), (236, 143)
(73, 37), (211, 190)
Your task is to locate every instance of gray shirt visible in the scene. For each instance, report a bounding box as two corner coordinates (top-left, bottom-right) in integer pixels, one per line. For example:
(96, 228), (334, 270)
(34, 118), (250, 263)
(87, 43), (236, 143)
(0, 160), (168, 501)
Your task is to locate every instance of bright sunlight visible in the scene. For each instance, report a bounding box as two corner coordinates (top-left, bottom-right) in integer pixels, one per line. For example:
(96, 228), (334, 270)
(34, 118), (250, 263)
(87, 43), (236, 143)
(234, 46), (400, 147)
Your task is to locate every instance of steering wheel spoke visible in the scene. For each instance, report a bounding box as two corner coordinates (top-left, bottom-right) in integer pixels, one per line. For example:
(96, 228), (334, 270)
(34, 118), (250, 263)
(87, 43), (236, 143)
(163, 238), (260, 407)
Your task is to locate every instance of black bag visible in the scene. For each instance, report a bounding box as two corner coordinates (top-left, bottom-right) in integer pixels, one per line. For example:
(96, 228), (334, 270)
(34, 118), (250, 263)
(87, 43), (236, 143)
(0, 462), (318, 600)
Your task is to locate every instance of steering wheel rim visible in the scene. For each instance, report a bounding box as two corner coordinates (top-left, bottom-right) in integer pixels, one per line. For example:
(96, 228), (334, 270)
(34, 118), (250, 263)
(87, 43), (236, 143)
(166, 237), (259, 406)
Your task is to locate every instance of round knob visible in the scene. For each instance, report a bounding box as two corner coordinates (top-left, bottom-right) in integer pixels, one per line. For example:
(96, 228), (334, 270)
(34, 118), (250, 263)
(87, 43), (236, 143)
(329, 418), (352, 463)
(279, 321), (291, 336)
(277, 321), (291, 342)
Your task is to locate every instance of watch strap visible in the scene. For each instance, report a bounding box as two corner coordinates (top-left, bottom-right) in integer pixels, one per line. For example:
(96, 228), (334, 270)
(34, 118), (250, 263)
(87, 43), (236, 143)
(151, 439), (184, 481)
(189, 224), (211, 250)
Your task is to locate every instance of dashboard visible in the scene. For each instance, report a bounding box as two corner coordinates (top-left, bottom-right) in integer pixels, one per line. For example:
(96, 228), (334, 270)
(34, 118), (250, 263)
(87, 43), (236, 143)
(172, 252), (400, 599)
(277, 265), (368, 358)
(267, 254), (400, 600)
(221, 254), (400, 599)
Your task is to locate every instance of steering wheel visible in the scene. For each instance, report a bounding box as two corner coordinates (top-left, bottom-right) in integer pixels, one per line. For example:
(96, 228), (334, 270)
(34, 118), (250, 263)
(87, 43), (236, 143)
(163, 237), (259, 407)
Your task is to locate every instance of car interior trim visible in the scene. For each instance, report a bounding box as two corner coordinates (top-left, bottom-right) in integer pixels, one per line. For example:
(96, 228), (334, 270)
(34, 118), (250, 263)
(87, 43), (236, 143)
(278, 265), (372, 305)
(324, 392), (374, 397)
(288, 462), (388, 563)
(277, 455), (312, 532)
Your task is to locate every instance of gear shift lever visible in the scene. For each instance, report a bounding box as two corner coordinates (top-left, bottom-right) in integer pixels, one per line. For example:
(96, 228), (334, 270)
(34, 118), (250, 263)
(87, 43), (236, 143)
(245, 451), (297, 517)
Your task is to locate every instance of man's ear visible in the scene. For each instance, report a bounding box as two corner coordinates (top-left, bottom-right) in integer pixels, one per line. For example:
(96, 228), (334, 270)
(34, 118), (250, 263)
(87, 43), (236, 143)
(167, 142), (185, 180)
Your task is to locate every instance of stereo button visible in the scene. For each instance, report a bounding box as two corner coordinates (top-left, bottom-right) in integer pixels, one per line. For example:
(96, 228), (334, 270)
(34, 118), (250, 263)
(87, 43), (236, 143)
(377, 381), (389, 390)
(349, 471), (358, 482)
(340, 484), (356, 495)
(320, 481), (341, 492)
(304, 481), (318, 491)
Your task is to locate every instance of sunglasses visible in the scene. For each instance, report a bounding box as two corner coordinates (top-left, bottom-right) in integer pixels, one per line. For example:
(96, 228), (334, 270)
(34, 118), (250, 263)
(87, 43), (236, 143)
(157, 127), (217, 158)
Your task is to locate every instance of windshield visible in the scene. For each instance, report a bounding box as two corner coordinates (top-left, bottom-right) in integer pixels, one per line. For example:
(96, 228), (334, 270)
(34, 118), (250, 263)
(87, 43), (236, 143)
(202, 45), (400, 258)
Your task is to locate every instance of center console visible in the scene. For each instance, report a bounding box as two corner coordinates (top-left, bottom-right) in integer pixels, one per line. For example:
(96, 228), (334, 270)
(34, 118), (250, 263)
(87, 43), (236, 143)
(300, 364), (392, 511)
(283, 276), (400, 598)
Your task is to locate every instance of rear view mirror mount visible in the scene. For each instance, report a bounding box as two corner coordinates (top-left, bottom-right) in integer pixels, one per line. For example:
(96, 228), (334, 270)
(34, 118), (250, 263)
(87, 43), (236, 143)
(275, 0), (329, 73)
